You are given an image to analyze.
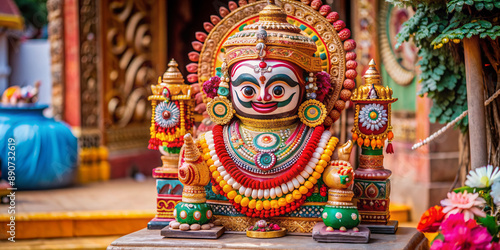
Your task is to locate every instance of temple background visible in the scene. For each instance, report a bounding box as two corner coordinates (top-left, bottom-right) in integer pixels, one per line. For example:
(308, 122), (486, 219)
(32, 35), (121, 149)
(3, 0), (461, 227)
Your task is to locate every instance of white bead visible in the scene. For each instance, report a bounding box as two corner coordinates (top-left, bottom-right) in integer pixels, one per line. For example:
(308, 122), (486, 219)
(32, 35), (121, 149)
(208, 144), (215, 150)
(281, 183), (289, 194)
(311, 158), (319, 164)
(258, 189), (264, 199)
(287, 181), (294, 191)
(300, 171), (309, 179)
(313, 152), (321, 159)
(206, 138), (214, 144)
(220, 171), (228, 177)
(315, 148), (324, 154)
(270, 188), (276, 199)
(264, 189), (270, 199)
(232, 182), (241, 189)
(297, 175), (305, 184)
(252, 189), (259, 199)
(210, 150), (217, 157)
(275, 186), (283, 197)
(239, 186), (246, 194)
(227, 178), (235, 185)
(245, 188), (252, 197)
(305, 166), (314, 174)
(214, 160), (222, 167)
(217, 166), (225, 172)
(223, 174), (231, 181)
(307, 162), (316, 169)
(318, 142), (327, 148)
(292, 178), (300, 188)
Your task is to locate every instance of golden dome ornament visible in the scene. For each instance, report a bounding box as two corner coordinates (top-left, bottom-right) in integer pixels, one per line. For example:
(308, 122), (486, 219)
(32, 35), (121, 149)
(298, 99), (327, 127)
(207, 96), (234, 125)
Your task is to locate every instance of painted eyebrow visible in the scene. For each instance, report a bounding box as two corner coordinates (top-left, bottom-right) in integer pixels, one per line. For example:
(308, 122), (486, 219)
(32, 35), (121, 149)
(231, 73), (259, 87)
(266, 74), (300, 89)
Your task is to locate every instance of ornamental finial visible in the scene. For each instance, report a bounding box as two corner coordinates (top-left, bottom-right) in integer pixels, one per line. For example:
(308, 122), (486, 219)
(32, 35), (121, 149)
(267, 0), (275, 5)
(162, 58), (184, 84)
(182, 133), (201, 162)
(362, 59), (381, 86)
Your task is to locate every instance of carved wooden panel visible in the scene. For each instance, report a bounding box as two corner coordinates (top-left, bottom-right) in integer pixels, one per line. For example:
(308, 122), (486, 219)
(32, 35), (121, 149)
(100, 0), (166, 151)
(47, 0), (64, 120)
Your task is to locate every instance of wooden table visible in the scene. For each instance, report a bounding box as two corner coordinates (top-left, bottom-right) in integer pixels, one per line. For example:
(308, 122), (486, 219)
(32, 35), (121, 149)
(107, 227), (428, 250)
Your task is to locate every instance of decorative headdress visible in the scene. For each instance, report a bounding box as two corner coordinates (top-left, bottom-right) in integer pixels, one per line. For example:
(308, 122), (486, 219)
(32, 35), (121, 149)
(191, 0), (358, 127)
(222, 0), (322, 73)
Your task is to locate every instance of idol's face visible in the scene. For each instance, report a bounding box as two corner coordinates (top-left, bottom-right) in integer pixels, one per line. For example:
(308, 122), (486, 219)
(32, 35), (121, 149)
(230, 60), (304, 119)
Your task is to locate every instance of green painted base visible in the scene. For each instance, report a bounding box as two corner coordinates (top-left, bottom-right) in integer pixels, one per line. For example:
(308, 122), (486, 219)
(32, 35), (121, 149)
(174, 202), (213, 225)
(321, 206), (360, 229)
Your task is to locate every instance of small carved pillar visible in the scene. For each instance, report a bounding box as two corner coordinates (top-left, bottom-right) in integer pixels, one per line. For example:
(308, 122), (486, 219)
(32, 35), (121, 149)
(147, 58), (195, 229)
(351, 60), (397, 225)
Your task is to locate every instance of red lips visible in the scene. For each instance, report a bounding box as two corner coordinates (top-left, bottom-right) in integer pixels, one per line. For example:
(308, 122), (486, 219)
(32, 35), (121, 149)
(251, 102), (278, 113)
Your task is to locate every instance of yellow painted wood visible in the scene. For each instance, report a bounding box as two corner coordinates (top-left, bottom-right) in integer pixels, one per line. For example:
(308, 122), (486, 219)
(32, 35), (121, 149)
(0, 211), (155, 239)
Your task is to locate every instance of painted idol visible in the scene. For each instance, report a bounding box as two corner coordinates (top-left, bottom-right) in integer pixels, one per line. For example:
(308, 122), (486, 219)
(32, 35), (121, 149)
(175, 0), (359, 233)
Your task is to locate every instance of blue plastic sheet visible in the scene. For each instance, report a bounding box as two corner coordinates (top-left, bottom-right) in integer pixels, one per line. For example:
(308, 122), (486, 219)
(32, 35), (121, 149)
(0, 105), (77, 189)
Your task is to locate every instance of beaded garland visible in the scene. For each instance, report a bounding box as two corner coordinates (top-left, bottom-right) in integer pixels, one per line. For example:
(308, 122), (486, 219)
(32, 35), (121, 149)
(199, 125), (339, 218)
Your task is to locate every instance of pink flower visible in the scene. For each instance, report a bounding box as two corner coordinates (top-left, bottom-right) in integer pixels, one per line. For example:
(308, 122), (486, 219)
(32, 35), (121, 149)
(202, 76), (220, 99)
(431, 213), (495, 250)
(440, 190), (486, 221)
(314, 71), (332, 102)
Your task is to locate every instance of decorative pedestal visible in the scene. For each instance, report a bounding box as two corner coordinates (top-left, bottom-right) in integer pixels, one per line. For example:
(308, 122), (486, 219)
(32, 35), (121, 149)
(147, 168), (182, 229)
(108, 227), (428, 249)
(353, 154), (391, 224)
(353, 147), (397, 233)
(312, 222), (370, 243)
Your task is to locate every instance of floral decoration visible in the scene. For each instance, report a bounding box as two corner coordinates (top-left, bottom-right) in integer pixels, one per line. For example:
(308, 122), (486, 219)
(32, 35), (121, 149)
(202, 76), (221, 99)
(431, 213), (499, 250)
(359, 103), (387, 131)
(465, 165), (500, 188)
(314, 71), (332, 102)
(417, 205), (445, 233)
(441, 190), (486, 221)
(154, 101), (180, 128)
(490, 181), (500, 207)
(418, 165), (500, 248)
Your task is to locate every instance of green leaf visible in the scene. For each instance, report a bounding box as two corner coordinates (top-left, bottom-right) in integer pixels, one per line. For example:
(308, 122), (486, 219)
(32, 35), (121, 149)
(453, 186), (489, 194)
(485, 3), (494, 11)
(476, 3), (485, 10)
(478, 20), (493, 29)
(477, 215), (499, 238)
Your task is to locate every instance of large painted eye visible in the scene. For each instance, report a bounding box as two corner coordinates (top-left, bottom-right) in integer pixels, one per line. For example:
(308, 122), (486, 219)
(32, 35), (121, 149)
(272, 86), (285, 98)
(242, 86), (256, 98)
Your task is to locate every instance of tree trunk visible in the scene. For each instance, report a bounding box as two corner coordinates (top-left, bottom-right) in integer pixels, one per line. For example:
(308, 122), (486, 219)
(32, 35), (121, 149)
(463, 36), (488, 169)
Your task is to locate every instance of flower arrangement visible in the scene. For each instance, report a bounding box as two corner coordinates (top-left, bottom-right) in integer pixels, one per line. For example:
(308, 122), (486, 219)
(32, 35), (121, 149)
(248, 220), (281, 232)
(202, 76), (221, 99)
(418, 165), (500, 249)
(314, 71), (332, 102)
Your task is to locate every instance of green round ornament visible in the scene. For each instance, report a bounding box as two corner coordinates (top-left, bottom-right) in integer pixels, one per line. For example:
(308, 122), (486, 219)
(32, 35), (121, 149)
(174, 202), (213, 225)
(321, 206), (360, 229)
